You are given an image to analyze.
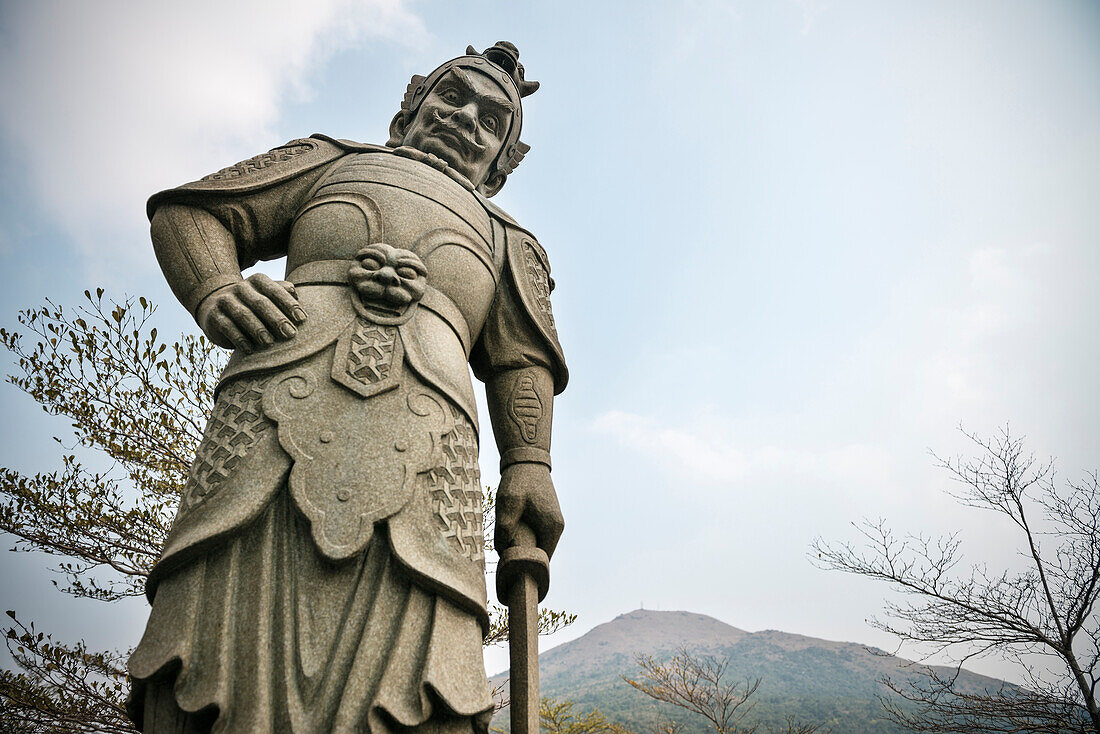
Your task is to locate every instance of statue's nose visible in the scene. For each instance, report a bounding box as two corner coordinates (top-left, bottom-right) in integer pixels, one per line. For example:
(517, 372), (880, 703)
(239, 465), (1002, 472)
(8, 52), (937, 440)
(375, 266), (399, 285)
(450, 103), (477, 131)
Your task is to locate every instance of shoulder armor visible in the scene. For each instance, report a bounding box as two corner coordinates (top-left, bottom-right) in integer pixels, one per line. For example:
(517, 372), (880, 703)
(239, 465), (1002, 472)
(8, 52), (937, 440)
(477, 194), (534, 238)
(309, 133), (393, 154)
(502, 222), (568, 393)
(146, 135), (349, 219)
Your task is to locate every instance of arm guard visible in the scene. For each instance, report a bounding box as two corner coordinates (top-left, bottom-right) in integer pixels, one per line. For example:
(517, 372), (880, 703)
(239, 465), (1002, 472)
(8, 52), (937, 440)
(486, 366), (555, 471)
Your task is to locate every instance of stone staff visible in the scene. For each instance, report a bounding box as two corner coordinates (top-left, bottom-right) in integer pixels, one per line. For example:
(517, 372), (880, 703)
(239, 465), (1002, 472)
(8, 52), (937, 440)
(497, 522), (550, 733)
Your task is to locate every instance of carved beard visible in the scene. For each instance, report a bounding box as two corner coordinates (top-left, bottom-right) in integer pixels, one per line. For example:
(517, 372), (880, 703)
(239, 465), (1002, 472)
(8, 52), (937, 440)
(429, 109), (488, 160)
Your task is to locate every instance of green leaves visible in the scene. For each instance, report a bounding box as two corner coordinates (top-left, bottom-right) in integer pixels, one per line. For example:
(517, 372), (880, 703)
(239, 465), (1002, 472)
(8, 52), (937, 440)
(0, 292), (225, 730)
(540, 696), (633, 734)
(0, 611), (132, 733)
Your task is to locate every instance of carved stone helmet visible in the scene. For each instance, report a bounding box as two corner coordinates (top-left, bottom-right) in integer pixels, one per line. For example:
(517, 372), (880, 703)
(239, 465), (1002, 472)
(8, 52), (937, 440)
(388, 41), (539, 188)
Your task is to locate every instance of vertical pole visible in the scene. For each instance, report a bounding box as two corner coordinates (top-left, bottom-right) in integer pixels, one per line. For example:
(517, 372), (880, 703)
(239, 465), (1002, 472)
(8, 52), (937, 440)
(508, 572), (540, 734)
(506, 523), (541, 734)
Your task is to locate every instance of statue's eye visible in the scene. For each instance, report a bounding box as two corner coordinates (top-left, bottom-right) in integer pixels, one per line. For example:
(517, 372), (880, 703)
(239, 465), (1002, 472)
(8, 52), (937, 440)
(360, 257), (383, 271)
(481, 114), (499, 133)
(396, 266), (420, 280)
(440, 88), (461, 104)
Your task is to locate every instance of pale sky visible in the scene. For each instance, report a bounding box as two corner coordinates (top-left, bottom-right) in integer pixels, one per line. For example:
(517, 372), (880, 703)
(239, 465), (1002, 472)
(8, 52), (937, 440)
(0, 0), (1097, 684)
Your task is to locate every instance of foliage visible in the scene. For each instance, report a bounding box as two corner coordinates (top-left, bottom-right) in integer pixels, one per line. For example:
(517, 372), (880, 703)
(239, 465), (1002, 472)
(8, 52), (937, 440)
(813, 428), (1100, 733)
(0, 613), (130, 734)
(0, 293), (211, 602)
(539, 696), (631, 734)
(0, 293), (201, 731)
(0, 293), (572, 731)
(494, 696), (643, 734)
(623, 646), (827, 734)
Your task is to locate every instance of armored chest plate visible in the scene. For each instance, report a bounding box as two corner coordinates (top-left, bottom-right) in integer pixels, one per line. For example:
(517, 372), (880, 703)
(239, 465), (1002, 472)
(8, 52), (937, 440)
(286, 152), (499, 334)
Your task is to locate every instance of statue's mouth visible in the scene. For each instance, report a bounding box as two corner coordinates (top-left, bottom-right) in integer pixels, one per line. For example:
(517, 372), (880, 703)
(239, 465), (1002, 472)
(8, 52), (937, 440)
(361, 301), (404, 317)
(432, 129), (472, 159)
(353, 294), (416, 326)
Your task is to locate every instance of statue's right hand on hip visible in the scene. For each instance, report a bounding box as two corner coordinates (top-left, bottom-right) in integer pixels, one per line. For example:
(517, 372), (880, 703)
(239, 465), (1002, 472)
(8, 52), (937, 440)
(196, 273), (307, 352)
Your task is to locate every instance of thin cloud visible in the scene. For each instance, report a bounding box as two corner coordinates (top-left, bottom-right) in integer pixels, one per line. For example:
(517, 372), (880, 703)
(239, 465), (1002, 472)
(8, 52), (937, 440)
(796, 0), (830, 35)
(0, 0), (426, 283)
(590, 410), (892, 489)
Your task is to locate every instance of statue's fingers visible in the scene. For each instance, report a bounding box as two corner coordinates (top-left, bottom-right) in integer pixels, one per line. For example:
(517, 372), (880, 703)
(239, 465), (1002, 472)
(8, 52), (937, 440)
(207, 311), (252, 353)
(245, 272), (277, 293)
(221, 298), (272, 348)
(276, 281), (302, 312)
(237, 284), (298, 340)
(526, 499), (564, 560)
(252, 274), (306, 324)
(494, 491), (525, 553)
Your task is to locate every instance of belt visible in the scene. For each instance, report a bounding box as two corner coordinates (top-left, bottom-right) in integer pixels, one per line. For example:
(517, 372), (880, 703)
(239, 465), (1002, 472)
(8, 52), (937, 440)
(286, 259), (472, 356)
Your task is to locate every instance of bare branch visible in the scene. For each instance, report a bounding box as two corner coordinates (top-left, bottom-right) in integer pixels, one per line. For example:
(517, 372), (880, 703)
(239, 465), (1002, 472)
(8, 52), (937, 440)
(813, 428), (1100, 732)
(623, 645), (827, 734)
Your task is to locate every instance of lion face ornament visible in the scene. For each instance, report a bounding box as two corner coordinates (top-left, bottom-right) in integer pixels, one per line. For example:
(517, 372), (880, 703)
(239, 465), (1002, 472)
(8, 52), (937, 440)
(348, 243), (428, 325)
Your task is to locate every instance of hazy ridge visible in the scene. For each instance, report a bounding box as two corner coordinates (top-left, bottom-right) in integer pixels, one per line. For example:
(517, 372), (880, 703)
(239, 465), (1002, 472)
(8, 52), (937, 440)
(491, 609), (1012, 733)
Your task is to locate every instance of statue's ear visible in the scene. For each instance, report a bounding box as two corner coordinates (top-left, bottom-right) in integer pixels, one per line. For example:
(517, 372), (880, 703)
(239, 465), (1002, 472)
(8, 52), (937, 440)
(387, 112), (408, 147)
(478, 171), (507, 198)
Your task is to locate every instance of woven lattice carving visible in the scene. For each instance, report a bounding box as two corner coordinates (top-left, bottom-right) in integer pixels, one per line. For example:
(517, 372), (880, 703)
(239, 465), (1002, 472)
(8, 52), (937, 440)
(421, 407), (483, 564)
(181, 376), (272, 511)
(345, 321), (400, 385)
(201, 141), (315, 181)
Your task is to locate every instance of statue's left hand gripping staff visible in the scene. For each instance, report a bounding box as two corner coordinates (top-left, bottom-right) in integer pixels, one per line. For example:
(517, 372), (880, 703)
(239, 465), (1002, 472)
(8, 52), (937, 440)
(150, 204), (306, 352)
(485, 364), (561, 734)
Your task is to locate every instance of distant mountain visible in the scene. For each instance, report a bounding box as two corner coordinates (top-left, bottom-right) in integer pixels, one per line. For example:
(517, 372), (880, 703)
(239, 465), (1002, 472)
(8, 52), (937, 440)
(491, 609), (1012, 733)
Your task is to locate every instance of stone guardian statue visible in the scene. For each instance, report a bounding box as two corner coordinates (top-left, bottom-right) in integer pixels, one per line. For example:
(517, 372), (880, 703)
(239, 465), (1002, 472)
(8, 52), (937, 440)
(126, 41), (566, 734)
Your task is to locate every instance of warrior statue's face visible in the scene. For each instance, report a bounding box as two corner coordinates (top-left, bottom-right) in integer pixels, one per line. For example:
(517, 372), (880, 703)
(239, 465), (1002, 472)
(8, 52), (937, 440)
(400, 67), (515, 187)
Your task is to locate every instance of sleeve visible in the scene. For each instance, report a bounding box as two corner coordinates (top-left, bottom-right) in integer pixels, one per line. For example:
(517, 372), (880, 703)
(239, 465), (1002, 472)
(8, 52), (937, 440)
(147, 137), (344, 268)
(470, 226), (568, 394)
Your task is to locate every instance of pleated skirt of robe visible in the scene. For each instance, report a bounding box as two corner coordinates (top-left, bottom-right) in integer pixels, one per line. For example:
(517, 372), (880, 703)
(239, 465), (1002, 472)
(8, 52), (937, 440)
(127, 489), (494, 734)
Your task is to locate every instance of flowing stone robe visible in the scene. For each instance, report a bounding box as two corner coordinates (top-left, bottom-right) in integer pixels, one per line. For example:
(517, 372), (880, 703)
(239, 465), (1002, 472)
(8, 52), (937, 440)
(127, 136), (567, 734)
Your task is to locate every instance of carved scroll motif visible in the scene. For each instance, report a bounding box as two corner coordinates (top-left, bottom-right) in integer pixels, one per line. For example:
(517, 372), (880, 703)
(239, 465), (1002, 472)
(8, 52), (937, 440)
(262, 357), (453, 561)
